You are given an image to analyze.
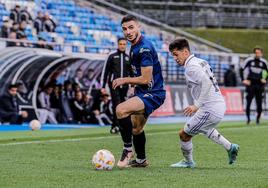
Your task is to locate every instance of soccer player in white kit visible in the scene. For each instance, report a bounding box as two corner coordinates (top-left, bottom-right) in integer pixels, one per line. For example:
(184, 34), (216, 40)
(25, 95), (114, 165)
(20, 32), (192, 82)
(169, 38), (239, 168)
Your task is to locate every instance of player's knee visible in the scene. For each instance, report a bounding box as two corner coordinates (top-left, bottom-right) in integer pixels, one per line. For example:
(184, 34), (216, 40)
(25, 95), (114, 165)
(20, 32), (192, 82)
(179, 129), (191, 142)
(178, 129), (184, 138)
(132, 127), (143, 135)
(116, 104), (126, 119)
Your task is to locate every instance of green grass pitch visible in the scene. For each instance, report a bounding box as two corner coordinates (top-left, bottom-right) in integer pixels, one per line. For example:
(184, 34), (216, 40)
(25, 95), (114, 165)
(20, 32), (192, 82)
(0, 121), (268, 188)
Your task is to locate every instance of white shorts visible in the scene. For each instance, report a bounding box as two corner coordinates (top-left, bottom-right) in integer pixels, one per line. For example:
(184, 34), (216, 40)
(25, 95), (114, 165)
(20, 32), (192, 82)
(184, 110), (223, 136)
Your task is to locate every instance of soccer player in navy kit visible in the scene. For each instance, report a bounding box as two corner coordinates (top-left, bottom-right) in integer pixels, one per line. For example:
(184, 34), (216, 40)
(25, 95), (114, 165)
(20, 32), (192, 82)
(113, 15), (166, 168)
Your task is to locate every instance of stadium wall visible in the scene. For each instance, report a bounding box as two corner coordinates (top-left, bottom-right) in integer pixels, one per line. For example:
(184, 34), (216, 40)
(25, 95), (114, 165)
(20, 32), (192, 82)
(153, 85), (268, 116)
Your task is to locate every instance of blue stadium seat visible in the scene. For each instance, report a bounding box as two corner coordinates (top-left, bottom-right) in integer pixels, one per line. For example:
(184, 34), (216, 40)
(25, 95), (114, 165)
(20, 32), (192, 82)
(0, 0), (167, 51)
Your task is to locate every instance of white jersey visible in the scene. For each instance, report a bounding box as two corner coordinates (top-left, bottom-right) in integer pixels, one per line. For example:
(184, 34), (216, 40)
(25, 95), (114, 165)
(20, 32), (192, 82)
(184, 54), (226, 117)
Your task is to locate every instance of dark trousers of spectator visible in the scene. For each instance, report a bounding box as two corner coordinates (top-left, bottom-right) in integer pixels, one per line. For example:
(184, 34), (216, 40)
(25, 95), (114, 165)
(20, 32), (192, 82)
(245, 85), (264, 123)
(1, 114), (24, 124)
(109, 86), (128, 128)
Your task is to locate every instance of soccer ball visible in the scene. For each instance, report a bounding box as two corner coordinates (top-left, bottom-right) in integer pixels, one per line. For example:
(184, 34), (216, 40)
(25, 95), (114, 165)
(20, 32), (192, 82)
(92, 149), (115, 170)
(29, 119), (41, 131)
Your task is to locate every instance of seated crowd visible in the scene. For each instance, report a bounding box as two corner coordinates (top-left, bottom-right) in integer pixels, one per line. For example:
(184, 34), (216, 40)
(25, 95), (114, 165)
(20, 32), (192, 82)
(0, 80), (113, 125)
(1, 4), (56, 49)
(36, 80), (113, 125)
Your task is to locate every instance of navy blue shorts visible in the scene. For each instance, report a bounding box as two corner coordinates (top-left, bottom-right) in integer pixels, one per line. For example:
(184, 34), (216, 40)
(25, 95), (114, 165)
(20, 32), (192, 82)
(136, 91), (166, 117)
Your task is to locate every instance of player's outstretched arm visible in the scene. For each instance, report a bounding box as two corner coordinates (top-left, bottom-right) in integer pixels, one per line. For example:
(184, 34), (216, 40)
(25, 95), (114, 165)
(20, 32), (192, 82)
(112, 66), (152, 89)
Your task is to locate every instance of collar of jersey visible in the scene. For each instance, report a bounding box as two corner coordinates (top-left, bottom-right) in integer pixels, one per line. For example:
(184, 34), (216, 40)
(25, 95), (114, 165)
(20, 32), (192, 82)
(131, 35), (144, 47)
(184, 54), (195, 67)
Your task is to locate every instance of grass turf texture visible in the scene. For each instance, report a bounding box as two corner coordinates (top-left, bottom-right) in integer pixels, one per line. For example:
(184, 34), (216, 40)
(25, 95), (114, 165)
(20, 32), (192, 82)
(185, 28), (268, 54)
(0, 121), (268, 188)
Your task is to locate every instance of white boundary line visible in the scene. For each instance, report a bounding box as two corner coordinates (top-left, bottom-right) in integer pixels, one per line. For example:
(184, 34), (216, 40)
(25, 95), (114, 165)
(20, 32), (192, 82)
(0, 131), (173, 147)
(0, 126), (267, 147)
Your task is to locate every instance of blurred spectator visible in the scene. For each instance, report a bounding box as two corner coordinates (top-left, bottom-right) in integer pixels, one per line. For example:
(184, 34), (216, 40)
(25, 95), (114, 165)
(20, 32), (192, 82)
(70, 91), (111, 125)
(73, 83), (81, 93)
(82, 68), (97, 88)
(99, 93), (113, 125)
(71, 91), (84, 123)
(224, 64), (237, 87)
(6, 31), (19, 47)
(83, 69), (101, 94)
(72, 68), (84, 89)
(16, 21), (27, 39)
(9, 5), (20, 24)
(63, 80), (74, 100)
(1, 19), (11, 38)
(11, 22), (19, 32)
(89, 89), (109, 126)
(82, 69), (94, 87)
(82, 94), (96, 123)
(0, 84), (28, 124)
(90, 89), (102, 112)
(50, 84), (62, 121)
(34, 11), (43, 34)
(16, 80), (29, 104)
(60, 80), (75, 123)
(19, 7), (32, 24)
(50, 84), (61, 109)
(43, 12), (56, 32)
(37, 84), (58, 124)
(35, 37), (53, 50)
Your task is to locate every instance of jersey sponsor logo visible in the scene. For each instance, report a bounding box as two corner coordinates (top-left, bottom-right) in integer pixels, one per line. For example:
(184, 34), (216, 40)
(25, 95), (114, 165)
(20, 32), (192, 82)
(143, 93), (153, 97)
(139, 48), (150, 54)
(113, 56), (119, 59)
(131, 65), (137, 74)
(148, 79), (154, 90)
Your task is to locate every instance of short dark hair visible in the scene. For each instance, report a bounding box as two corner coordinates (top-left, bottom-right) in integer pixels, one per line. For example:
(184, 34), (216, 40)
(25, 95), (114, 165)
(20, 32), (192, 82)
(64, 80), (71, 86)
(44, 83), (54, 89)
(253, 46), (263, 53)
(8, 84), (18, 90)
(118, 37), (126, 43)
(121, 14), (138, 25)
(169, 38), (190, 52)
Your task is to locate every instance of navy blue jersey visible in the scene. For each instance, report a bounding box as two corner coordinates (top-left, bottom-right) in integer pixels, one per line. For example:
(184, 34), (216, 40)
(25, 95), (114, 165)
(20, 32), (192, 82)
(130, 36), (165, 95)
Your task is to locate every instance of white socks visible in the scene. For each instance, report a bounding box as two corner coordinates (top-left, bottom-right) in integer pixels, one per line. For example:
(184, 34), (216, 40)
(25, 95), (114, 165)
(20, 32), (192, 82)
(123, 145), (132, 151)
(180, 140), (193, 162)
(179, 128), (231, 163)
(207, 128), (231, 151)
